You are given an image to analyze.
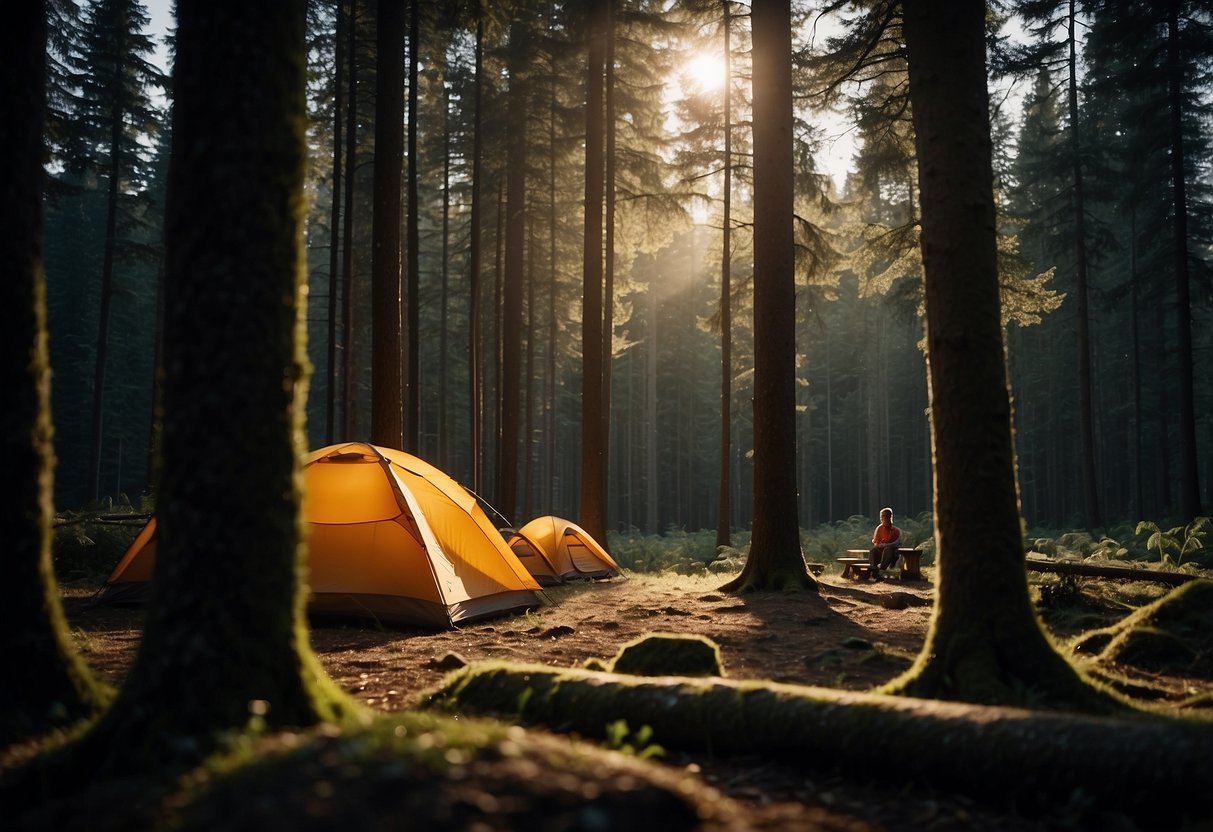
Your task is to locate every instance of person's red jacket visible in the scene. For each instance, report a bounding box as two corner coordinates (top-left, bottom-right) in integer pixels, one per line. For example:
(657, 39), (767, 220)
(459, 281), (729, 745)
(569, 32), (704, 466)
(873, 524), (901, 548)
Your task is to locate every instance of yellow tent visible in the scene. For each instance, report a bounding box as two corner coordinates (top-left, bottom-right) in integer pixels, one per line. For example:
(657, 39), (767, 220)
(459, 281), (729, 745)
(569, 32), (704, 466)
(101, 443), (545, 628)
(506, 515), (621, 584)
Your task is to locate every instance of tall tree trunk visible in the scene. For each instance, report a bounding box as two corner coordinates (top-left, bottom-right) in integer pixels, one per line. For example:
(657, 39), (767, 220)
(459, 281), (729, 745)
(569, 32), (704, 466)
(715, 0), (733, 550)
(1, 0), (111, 745)
(145, 266), (165, 493)
(326, 0), (346, 446)
(341, 0), (358, 440)
(1129, 206), (1143, 518)
(546, 13), (559, 512)
(469, 13), (484, 493)
(722, 0), (812, 593)
(646, 277), (658, 533)
(890, 0), (1119, 712)
(405, 0), (421, 452)
(439, 73), (452, 467)
(371, 0), (405, 449)
(497, 21), (529, 522)
(599, 0), (616, 537)
(492, 177), (505, 493)
(580, 0), (608, 545)
(1066, 0), (1103, 530)
(89, 44), (128, 503)
(74, 0), (355, 780)
(1166, 0), (1203, 521)
(524, 217), (537, 519)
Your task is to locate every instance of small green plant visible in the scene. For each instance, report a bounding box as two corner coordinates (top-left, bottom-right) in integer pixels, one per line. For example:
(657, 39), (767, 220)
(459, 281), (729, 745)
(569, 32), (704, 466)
(1038, 573), (1082, 609)
(603, 719), (664, 760)
(1136, 518), (1210, 567)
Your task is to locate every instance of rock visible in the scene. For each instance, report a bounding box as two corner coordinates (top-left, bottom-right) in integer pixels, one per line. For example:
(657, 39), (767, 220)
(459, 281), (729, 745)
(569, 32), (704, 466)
(840, 636), (873, 650)
(881, 592), (913, 610)
(539, 625), (575, 639)
(426, 652), (468, 671)
(610, 632), (725, 677)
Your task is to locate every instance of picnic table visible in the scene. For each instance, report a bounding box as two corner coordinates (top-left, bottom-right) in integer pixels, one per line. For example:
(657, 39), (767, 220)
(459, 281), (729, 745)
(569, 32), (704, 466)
(840, 548), (923, 581)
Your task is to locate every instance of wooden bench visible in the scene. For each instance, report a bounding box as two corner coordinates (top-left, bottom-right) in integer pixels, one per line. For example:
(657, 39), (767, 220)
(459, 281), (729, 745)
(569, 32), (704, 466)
(844, 548), (923, 581)
(836, 557), (872, 580)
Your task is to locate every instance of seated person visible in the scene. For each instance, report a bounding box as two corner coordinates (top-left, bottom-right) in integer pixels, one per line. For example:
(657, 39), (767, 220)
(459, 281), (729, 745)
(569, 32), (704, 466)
(869, 507), (901, 578)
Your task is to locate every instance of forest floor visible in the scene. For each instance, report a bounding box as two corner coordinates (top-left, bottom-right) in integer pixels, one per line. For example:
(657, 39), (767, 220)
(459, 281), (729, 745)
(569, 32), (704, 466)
(22, 568), (1213, 830)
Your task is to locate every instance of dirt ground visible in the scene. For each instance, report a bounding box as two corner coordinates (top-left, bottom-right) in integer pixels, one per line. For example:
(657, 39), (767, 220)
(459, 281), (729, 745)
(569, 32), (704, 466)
(48, 569), (1205, 830)
(65, 570), (934, 713)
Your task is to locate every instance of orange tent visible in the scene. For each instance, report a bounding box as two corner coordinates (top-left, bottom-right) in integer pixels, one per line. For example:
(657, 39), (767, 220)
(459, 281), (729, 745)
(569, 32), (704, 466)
(506, 515), (621, 584)
(101, 443), (545, 628)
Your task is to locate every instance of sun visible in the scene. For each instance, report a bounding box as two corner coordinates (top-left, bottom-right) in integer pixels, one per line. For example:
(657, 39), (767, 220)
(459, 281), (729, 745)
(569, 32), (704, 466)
(684, 52), (727, 94)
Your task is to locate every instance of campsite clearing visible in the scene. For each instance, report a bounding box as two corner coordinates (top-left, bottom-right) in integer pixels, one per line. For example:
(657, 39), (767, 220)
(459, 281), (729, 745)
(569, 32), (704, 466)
(66, 572), (936, 712)
(39, 570), (1210, 830)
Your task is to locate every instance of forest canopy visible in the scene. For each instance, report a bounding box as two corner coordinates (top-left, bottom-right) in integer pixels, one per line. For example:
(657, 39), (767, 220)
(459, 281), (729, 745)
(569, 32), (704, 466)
(40, 0), (1211, 533)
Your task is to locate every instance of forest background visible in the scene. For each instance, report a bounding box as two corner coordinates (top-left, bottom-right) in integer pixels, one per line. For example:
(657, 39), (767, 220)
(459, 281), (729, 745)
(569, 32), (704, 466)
(43, 0), (1211, 547)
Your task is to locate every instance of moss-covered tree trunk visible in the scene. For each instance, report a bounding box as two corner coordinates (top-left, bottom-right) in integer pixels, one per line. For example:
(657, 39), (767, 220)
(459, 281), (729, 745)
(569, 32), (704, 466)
(0, 0), (112, 746)
(73, 0), (355, 778)
(722, 0), (814, 593)
(888, 0), (1117, 712)
(429, 663), (1212, 825)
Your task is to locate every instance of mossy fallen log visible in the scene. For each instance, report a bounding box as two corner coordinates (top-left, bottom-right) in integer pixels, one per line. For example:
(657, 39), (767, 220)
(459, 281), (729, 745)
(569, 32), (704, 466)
(425, 662), (1213, 823)
(1025, 557), (1199, 586)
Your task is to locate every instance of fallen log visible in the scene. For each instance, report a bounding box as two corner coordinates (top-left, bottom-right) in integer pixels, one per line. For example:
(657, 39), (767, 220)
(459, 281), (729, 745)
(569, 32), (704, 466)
(53, 512), (152, 528)
(1025, 557), (1200, 586)
(425, 662), (1213, 824)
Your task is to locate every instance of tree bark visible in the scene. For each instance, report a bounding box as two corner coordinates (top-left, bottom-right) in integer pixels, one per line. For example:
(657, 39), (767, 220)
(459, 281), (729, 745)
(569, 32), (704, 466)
(429, 663), (1212, 825)
(891, 0), (1118, 712)
(0, 0), (111, 746)
(67, 0), (356, 780)
(1166, 0), (1203, 521)
(340, 0), (359, 440)
(1066, 0), (1103, 531)
(599, 0), (616, 539)
(439, 73), (452, 467)
(405, 0), (421, 453)
(326, 0), (346, 446)
(579, 0), (608, 545)
(469, 13), (484, 493)
(497, 20), (529, 522)
(722, 0), (813, 593)
(88, 18), (130, 504)
(716, 0), (733, 551)
(371, 0), (406, 449)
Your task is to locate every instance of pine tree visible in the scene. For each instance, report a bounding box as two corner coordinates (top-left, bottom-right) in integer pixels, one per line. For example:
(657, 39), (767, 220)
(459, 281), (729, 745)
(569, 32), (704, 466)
(722, 0), (815, 592)
(67, 0), (165, 504)
(890, 0), (1120, 712)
